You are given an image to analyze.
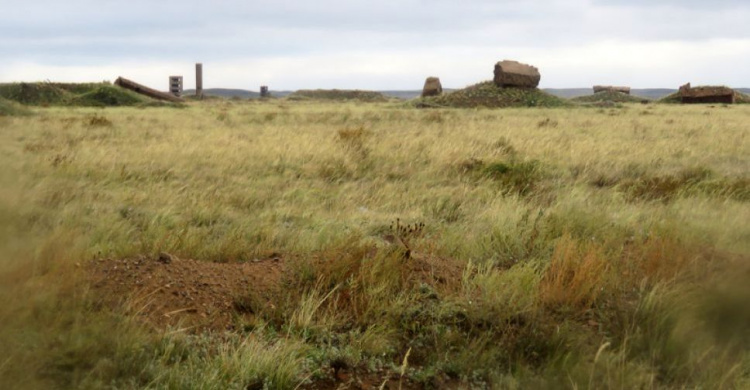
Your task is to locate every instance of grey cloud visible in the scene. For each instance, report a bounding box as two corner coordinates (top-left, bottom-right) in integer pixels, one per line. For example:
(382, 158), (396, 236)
(591, 0), (748, 9)
(1, 0), (748, 88)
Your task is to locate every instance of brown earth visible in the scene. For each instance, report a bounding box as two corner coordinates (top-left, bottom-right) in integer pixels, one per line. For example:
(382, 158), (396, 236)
(300, 369), (461, 390)
(88, 254), (284, 332)
(88, 245), (465, 334)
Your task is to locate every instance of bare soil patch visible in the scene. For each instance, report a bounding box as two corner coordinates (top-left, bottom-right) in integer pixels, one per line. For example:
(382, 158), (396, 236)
(89, 254), (284, 332)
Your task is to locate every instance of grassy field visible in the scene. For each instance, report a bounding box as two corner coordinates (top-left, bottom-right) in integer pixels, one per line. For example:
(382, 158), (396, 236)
(1, 100), (749, 389)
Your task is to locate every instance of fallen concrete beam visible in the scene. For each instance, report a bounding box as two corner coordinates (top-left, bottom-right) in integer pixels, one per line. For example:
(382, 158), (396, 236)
(114, 77), (185, 103)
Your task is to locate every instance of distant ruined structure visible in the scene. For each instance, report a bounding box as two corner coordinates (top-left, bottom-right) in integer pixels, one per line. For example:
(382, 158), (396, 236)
(195, 63), (203, 99)
(114, 77), (185, 103)
(421, 77), (443, 97)
(493, 60), (540, 88)
(169, 76), (183, 97)
(260, 86), (270, 98)
(593, 85), (631, 95)
(679, 83), (735, 104)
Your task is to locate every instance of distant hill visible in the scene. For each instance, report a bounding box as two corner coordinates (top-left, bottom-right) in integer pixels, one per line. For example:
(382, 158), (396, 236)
(544, 88), (677, 100)
(183, 88), (293, 98)
(182, 87), (750, 101)
(379, 90), (457, 99)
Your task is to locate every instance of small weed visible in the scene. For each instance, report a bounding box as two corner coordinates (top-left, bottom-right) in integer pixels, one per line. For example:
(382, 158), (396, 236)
(456, 157), (484, 173)
(537, 118), (558, 128)
(493, 136), (517, 156)
(483, 160), (542, 196)
(336, 126), (371, 161)
(49, 153), (74, 167)
(85, 114), (113, 127)
(421, 110), (445, 123)
(385, 218), (425, 259)
(427, 196), (463, 223)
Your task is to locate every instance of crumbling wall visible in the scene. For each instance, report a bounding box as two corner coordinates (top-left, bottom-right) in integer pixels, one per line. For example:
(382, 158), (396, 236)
(679, 83), (735, 104)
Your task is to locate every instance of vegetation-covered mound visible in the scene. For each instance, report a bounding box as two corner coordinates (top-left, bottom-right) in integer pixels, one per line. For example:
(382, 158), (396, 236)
(0, 82), (170, 107)
(0, 96), (31, 116)
(414, 81), (569, 108)
(659, 88), (750, 104)
(734, 91), (750, 104)
(571, 90), (649, 104)
(287, 89), (389, 102)
(69, 85), (152, 107)
(0, 82), (74, 106)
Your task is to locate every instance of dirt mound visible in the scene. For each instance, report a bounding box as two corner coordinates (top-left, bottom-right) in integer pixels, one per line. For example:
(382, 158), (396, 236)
(89, 255), (284, 331)
(413, 81), (568, 108)
(287, 89), (389, 102)
(571, 90), (649, 104)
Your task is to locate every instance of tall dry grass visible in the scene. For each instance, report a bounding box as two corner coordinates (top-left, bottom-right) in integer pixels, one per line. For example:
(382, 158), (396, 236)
(0, 101), (748, 388)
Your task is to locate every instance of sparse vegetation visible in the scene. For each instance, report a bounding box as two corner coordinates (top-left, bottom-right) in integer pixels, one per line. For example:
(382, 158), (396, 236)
(0, 101), (748, 389)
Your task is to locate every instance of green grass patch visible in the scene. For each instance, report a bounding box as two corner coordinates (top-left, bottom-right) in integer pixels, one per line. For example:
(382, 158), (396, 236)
(571, 90), (650, 104)
(287, 89), (389, 102)
(69, 85), (153, 107)
(0, 82), (74, 106)
(0, 96), (31, 116)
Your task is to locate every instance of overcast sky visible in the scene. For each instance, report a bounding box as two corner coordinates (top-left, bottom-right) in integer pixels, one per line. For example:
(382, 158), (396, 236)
(1, 0), (748, 90)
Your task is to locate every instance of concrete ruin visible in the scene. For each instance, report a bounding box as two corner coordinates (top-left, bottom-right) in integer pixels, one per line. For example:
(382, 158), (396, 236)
(593, 85), (631, 95)
(493, 60), (540, 88)
(114, 77), (185, 103)
(169, 76), (183, 97)
(421, 77), (443, 97)
(195, 63), (203, 98)
(679, 83), (735, 104)
(260, 86), (270, 98)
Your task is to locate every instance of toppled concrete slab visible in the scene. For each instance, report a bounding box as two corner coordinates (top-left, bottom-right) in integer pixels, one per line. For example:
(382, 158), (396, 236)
(493, 60), (541, 88)
(422, 77), (443, 97)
